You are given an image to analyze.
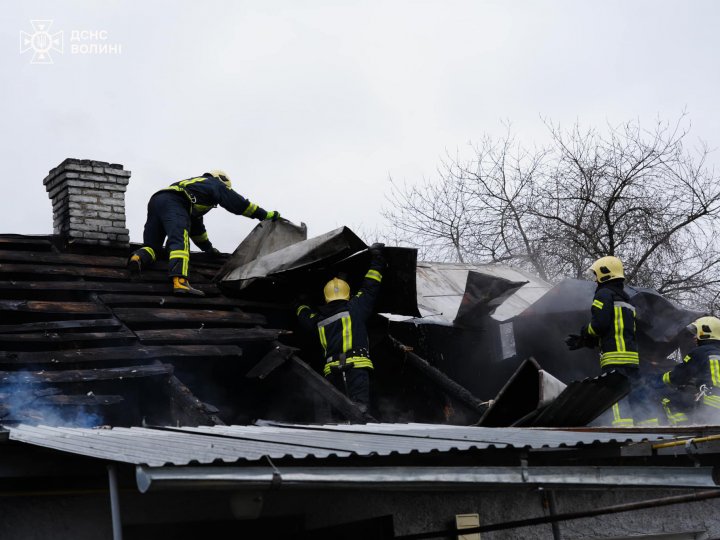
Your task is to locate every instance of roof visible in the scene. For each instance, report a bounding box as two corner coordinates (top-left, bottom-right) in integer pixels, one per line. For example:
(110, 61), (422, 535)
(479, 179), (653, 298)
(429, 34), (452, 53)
(0, 232), (489, 427)
(8, 421), (719, 492)
(403, 262), (552, 325)
(4, 421), (673, 466)
(0, 233), (295, 426)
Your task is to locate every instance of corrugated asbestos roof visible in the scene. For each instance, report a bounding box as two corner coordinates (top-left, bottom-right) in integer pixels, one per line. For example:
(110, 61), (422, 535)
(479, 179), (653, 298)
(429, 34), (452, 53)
(5, 422), (670, 467)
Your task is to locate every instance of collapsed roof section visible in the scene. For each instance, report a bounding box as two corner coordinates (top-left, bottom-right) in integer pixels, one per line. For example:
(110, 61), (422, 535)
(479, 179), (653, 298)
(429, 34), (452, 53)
(389, 262), (552, 326)
(0, 230), (490, 428)
(0, 233), (291, 427)
(217, 222), (421, 317)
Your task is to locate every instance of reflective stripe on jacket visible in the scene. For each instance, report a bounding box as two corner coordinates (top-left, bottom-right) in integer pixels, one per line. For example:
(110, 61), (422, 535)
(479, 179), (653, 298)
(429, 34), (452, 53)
(297, 257), (384, 376)
(158, 173), (270, 249)
(583, 281), (639, 368)
(161, 174), (268, 219)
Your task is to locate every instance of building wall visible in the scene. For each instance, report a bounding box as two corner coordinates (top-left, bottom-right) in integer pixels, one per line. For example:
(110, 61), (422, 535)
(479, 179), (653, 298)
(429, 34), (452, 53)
(261, 487), (720, 539)
(1, 486), (718, 539)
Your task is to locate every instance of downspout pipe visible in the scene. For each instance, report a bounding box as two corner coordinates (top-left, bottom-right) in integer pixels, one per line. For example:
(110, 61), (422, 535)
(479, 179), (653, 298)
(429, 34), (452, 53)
(107, 464), (123, 540)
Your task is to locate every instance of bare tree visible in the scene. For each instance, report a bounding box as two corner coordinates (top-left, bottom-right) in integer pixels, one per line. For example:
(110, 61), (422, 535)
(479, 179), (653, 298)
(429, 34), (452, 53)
(383, 115), (720, 312)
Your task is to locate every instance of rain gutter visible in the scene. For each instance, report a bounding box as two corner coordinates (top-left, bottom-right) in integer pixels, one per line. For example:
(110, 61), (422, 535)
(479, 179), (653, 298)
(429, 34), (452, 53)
(136, 465), (718, 493)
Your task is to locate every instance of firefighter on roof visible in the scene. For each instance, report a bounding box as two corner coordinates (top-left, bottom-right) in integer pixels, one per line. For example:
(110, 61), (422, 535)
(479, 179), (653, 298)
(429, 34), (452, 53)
(128, 170), (280, 296)
(566, 256), (657, 426)
(295, 243), (386, 410)
(658, 316), (720, 424)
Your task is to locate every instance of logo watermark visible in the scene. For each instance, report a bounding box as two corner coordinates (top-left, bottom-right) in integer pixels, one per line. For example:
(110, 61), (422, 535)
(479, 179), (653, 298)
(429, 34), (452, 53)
(20, 20), (122, 64)
(20, 20), (63, 64)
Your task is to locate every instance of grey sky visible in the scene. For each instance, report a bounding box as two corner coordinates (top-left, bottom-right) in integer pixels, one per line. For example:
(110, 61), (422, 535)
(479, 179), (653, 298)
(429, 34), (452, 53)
(2, 1), (718, 252)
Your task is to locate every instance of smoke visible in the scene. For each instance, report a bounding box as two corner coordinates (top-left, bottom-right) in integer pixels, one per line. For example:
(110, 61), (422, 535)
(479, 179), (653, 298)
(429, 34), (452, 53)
(0, 385), (104, 428)
(590, 383), (720, 427)
(374, 395), (417, 423)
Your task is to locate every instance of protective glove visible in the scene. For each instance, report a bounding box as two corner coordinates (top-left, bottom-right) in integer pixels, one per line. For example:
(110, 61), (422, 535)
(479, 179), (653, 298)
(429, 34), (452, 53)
(579, 327), (599, 349)
(565, 334), (583, 351)
(206, 247), (222, 255)
(264, 210), (280, 222)
(293, 293), (312, 312)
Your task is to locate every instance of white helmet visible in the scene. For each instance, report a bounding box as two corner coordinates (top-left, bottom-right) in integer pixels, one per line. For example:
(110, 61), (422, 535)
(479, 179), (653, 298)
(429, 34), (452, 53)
(208, 169), (231, 188)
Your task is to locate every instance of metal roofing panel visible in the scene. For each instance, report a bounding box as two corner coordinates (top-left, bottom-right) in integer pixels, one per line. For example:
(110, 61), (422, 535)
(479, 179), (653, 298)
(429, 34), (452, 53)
(477, 359), (631, 428)
(5, 422), (673, 467)
(523, 371), (631, 427)
(408, 262), (551, 324)
(256, 422), (669, 447)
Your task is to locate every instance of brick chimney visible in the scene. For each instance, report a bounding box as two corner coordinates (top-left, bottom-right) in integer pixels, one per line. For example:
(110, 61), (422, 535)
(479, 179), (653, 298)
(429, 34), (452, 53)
(44, 159), (131, 248)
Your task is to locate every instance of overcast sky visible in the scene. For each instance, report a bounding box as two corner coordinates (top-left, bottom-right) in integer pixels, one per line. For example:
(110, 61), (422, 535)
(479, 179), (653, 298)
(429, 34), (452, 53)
(2, 1), (718, 252)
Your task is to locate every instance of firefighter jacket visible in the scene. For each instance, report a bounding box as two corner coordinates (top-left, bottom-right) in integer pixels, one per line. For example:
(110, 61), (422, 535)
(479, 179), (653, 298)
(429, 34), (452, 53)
(581, 279), (639, 369)
(160, 174), (270, 250)
(296, 257), (385, 376)
(662, 340), (720, 410)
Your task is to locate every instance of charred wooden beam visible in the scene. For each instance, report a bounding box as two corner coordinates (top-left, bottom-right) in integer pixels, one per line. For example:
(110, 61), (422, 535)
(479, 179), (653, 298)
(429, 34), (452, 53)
(0, 300), (109, 315)
(98, 294), (281, 311)
(0, 344), (243, 365)
(0, 263), (215, 284)
(159, 365), (225, 426)
(0, 281), (220, 296)
(36, 394), (124, 406)
(135, 328), (288, 345)
(0, 329), (137, 347)
(286, 355), (376, 423)
(388, 336), (488, 415)
(0, 250), (128, 268)
(0, 363), (173, 384)
(246, 342), (299, 379)
(112, 307), (267, 326)
(0, 235), (53, 250)
(0, 263), (131, 280)
(0, 318), (123, 333)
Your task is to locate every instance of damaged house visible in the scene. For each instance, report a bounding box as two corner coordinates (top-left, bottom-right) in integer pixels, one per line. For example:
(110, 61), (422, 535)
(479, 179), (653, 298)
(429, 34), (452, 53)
(1, 159), (720, 539)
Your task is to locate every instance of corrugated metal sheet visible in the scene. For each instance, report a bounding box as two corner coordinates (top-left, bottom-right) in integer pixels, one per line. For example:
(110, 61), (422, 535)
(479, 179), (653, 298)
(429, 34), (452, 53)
(5, 422), (671, 467)
(390, 262), (551, 325)
(478, 359), (631, 428)
(521, 370), (631, 427)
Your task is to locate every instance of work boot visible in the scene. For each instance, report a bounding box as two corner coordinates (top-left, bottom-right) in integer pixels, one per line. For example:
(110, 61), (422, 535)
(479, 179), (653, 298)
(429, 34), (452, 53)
(127, 254), (142, 275)
(172, 277), (205, 297)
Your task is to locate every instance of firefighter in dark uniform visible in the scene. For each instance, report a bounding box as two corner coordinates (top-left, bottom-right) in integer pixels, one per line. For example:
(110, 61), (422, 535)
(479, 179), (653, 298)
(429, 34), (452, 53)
(295, 243), (386, 409)
(566, 256), (653, 426)
(128, 170), (279, 296)
(658, 316), (720, 424)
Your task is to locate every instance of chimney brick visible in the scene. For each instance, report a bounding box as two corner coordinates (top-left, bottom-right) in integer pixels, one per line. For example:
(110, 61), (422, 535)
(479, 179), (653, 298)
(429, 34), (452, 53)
(44, 158), (131, 248)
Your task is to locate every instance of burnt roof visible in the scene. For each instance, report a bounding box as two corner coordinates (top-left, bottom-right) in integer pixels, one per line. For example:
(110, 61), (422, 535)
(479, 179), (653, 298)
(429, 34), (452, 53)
(0, 233), (487, 428)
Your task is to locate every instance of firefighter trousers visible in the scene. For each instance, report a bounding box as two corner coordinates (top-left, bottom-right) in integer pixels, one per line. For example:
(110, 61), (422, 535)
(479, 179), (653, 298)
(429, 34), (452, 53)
(327, 367), (370, 408)
(131, 191), (191, 278)
(605, 366), (663, 427)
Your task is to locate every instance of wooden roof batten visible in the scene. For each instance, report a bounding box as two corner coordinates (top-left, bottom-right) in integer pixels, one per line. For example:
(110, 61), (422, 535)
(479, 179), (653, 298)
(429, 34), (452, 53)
(0, 229), (288, 428)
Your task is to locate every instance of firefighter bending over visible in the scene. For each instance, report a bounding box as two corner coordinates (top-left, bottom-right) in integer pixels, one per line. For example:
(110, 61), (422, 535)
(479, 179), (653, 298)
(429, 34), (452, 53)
(658, 316), (720, 424)
(128, 170), (280, 296)
(566, 256), (653, 426)
(295, 243), (386, 410)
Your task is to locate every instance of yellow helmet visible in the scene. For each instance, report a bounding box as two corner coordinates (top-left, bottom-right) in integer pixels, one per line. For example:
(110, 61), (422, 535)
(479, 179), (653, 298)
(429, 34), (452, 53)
(588, 256), (624, 283)
(324, 277), (350, 303)
(688, 316), (720, 341)
(208, 169), (232, 188)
